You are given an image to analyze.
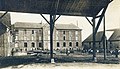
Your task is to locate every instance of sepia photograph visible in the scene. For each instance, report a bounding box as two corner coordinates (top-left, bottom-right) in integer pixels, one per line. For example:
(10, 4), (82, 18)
(0, 0), (120, 69)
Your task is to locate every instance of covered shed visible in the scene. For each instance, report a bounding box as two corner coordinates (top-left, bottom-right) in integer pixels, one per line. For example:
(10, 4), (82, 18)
(0, 0), (113, 61)
(107, 29), (120, 50)
(82, 31), (105, 50)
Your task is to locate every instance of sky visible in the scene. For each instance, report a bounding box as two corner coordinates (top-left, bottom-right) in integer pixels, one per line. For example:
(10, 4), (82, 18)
(0, 0), (120, 41)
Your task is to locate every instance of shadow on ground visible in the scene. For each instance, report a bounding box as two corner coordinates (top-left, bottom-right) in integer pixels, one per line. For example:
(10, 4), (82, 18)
(0, 55), (119, 68)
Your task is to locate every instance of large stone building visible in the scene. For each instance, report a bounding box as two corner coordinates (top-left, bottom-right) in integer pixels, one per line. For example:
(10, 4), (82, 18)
(43, 23), (82, 51)
(11, 22), (43, 52)
(11, 22), (82, 53)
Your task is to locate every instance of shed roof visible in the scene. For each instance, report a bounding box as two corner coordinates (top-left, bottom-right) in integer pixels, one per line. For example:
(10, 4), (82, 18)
(0, 13), (11, 35)
(0, 13), (11, 27)
(83, 31), (104, 43)
(108, 29), (120, 41)
(0, 0), (111, 17)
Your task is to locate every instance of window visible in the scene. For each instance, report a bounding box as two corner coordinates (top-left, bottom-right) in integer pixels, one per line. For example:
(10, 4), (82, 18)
(25, 49), (27, 51)
(57, 42), (60, 47)
(31, 42), (35, 47)
(63, 42), (66, 47)
(69, 36), (72, 40)
(76, 42), (78, 46)
(32, 36), (34, 40)
(24, 42), (27, 47)
(32, 30), (34, 34)
(76, 36), (78, 40)
(75, 31), (78, 35)
(39, 30), (42, 34)
(15, 43), (18, 48)
(39, 43), (42, 47)
(20, 49), (22, 52)
(24, 36), (27, 40)
(63, 31), (65, 34)
(39, 36), (41, 40)
(15, 35), (18, 40)
(12, 35), (15, 42)
(69, 31), (71, 35)
(24, 29), (27, 34)
(15, 30), (19, 34)
(63, 36), (65, 40)
(69, 42), (72, 47)
(69, 31), (72, 40)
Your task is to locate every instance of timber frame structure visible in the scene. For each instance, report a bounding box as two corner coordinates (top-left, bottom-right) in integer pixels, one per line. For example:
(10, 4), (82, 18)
(0, 0), (113, 62)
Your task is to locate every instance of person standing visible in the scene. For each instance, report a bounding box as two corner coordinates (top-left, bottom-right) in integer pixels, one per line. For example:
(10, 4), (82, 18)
(115, 48), (119, 58)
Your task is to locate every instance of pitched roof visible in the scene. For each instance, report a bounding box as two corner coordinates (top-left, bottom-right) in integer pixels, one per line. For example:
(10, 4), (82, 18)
(14, 22), (43, 29)
(108, 29), (120, 41)
(55, 24), (81, 30)
(14, 22), (82, 30)
(83, 31), (104, 43)
(83, 28), (120, 43)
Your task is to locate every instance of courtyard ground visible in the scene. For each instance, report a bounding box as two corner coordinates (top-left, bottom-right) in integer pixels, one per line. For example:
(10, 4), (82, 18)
(0, 53), (120, 68)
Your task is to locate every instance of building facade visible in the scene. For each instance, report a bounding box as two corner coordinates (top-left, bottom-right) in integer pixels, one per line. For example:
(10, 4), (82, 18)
(11, 22), (82, 53)
(43, 23), (82, 51)
(11, 22), (43, 52)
